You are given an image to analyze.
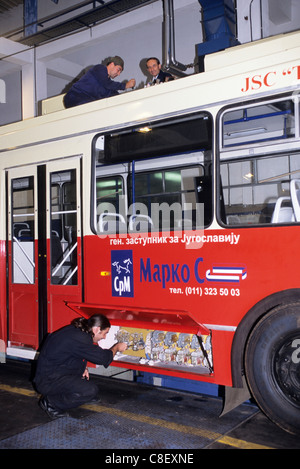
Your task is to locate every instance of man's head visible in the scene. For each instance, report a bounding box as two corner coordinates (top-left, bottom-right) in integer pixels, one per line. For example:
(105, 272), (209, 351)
(107, 56), (124, 78)
(146, 57), (161, 77)
(89, 314), (111, 342)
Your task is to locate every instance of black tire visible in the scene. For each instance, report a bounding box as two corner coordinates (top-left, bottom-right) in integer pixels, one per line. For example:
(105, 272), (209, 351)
(245, 302), (300, 435)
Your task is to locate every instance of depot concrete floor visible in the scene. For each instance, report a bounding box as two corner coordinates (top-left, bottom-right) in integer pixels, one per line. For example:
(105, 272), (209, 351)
(0, 360), (299, 451)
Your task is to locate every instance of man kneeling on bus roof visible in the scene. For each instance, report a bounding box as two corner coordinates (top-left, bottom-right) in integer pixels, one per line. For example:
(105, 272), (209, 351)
(33, 314), (127, 419)
(63, 56), (136, 108)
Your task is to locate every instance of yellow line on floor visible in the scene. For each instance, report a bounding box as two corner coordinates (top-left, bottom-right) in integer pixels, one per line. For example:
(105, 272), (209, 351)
(0, 383), (36, 397)
(83, 403), (273, 450)
(0, 384), (273, 450)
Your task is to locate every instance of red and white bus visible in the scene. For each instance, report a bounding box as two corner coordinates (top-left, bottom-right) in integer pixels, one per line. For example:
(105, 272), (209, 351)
(1, 31), (300, 435)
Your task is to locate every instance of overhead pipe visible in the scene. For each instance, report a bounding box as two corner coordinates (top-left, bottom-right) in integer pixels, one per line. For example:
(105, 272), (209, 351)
(162, 0), (189, 77)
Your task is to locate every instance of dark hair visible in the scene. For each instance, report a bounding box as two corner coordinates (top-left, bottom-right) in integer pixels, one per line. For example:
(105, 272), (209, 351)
(106, 55), (124, 70)
(71, 314), (111, 336)
(146, 57), (160, 66)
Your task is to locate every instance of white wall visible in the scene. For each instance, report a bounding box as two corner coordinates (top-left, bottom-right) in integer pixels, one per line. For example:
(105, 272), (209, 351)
(0, 70), (22, 125)
(1, 0), (300, 124)
(236, 0), (300, 43)
(0, 0), (202, 121)
(38, 0), (201, 96)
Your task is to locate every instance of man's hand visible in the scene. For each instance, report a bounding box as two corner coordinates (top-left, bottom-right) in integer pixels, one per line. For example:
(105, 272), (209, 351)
(82, 368), (90, 380)
(125, 79), (136, 89)
(110, 342), (128, 356)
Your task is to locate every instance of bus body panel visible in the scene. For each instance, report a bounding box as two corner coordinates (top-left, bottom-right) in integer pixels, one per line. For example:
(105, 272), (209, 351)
(8, 239), (39, 350)
(79, 225), (300, 386)
(46, 236), (83, 333)
(84, 227), (300, 324)
(0, 239), (6, 361)
(1, 30), (300, 433)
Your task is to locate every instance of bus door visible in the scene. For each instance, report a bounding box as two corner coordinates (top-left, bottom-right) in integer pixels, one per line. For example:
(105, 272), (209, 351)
(46, 157), (82, 333)
(7, 157), (82, 352)
(8, 166), (39, 350)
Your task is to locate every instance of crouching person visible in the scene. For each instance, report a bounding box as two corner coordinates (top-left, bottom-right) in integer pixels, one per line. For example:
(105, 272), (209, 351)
(34, 314), (127, 419)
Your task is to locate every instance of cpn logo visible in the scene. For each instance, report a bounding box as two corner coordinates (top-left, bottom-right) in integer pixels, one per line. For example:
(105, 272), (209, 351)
(111, 250), (134, 297)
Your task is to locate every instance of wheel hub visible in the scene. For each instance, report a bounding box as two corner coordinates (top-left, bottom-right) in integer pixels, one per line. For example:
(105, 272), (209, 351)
(274, 336), (300, 407)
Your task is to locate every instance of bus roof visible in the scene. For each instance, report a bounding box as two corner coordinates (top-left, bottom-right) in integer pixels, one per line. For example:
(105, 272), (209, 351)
(0, 30), (300, 152)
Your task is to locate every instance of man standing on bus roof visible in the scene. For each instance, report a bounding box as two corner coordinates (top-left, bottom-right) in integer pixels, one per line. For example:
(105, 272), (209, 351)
(146, 57), (174, 85)
(63, 56), (136, 108)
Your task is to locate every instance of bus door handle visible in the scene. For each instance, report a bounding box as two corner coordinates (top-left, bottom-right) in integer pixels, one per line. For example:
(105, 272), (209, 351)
(98, 212), (126, 233)
(129, 214), (153, 231)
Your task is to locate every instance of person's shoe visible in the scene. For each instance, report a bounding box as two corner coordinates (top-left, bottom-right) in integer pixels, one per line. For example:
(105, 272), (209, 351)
(39, 396), (69, 420)
(88, 397), (100, 404)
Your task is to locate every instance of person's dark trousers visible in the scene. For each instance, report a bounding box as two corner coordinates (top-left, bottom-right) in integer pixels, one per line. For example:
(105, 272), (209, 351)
(38, 375), (99, 411)
(63, 91), (91, 108)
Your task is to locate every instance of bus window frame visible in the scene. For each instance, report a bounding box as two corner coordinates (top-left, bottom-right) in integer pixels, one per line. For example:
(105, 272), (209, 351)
(94, 155), (208, 235)
(216, 93), (300, 228)
(219, 94), (299, 151)
(49, 168), (79, 286)
(11, 176), (35, 285)
(91, 112), (214, 235)
(128, 160), (207, 233)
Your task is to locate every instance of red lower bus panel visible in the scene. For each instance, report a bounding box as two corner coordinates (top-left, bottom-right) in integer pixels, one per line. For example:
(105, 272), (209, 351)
(0, 240), (7, 355)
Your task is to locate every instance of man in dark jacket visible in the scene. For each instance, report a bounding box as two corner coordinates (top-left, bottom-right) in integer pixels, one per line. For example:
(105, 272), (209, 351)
(34, 314), (127, 419)
(63, 56), (136, 108)
(146, 57), (174, 84)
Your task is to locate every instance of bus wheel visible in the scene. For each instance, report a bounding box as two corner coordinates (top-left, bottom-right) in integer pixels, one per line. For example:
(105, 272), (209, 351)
(245, 303), (300, 435)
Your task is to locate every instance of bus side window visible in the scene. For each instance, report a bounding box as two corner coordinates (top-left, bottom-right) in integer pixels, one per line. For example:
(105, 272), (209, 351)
(96, 163), (212, 234)
(11, 177), (35, 284)
(92, 112), (213, 234)
(220, 153), (300, 226)
(50, 170), (78, 285)
(222, 99), (295, 149)
(219, 97), (300, 226)
(129, 165), (208, 232)
(96, 176), (126, 234)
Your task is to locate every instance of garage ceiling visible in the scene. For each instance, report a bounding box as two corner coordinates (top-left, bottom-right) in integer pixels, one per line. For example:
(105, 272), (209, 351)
(2, 0), (158, 46)
(0, 0), (23, 15)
